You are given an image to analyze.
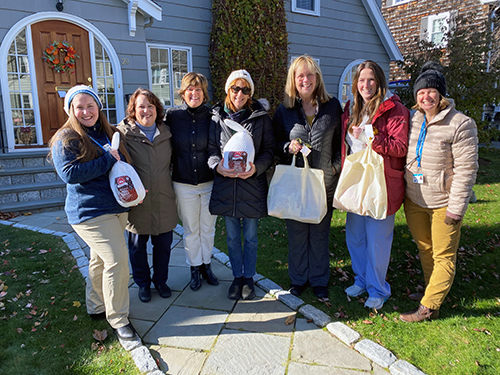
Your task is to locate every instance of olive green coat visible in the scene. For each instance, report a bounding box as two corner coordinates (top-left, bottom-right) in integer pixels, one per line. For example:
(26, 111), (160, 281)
(117, 119), (177, 235)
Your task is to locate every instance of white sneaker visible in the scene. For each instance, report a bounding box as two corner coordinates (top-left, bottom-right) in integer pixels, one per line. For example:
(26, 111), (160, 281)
(345, 284), (366, 297)
(364, 296), (389, 310)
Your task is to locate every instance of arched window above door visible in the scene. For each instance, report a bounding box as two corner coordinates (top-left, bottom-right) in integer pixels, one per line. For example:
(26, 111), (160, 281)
(338, 59), (364, 109)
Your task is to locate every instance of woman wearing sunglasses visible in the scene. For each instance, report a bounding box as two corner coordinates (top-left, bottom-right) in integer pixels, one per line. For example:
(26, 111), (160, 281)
(208, 69), (275, 300)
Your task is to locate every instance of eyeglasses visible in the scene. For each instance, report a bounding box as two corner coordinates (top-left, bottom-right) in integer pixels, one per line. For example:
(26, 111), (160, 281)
(230, 85), (251, 95)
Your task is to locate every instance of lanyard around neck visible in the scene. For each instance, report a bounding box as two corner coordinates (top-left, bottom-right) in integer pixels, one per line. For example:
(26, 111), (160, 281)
(88, 134), (111, 152)
(415, 118), (427, 168)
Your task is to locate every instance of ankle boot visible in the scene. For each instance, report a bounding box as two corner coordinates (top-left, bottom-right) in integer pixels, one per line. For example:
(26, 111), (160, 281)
(227, 277), (243, 300)
(190, 266), (201, 291)
(241, 277), (255, 300)
(200, 263), (219, 285)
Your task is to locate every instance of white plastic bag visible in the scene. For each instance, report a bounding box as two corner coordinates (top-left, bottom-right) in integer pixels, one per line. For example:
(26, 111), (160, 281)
(267, 155), (327, 224)
(333, 139), (387, 220)
(108, 132), (146, 207)
(222, 119), (255, 172)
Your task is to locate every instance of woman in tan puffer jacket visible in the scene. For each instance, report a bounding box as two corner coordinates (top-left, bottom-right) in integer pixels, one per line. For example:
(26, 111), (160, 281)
(400, 62), (478, 322)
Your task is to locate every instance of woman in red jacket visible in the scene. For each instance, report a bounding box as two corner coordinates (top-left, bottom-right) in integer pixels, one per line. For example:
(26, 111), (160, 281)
(340, 60), (409, 310)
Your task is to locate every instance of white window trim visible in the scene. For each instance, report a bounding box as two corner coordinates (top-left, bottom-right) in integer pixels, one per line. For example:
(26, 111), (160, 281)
(338, 59), (365, 108)
(146, 44), (192, 108)
(292, 0), (320, 17)
(426, 11), (450, 47)
(0, 11), (124, 153)
(385, 0), (413, 7)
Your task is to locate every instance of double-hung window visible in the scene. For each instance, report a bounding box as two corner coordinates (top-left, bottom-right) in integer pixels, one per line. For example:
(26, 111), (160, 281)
(292, 0), (320, 16)
(147, 44), (192, 107)
(421, 12), (450, 47)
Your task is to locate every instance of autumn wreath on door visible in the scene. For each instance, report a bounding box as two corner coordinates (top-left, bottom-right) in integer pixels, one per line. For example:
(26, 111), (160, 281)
(43, 41), (79, 73)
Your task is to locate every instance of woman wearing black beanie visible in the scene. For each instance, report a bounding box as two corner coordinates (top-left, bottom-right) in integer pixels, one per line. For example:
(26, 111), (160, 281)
(400, 62), (479, 322)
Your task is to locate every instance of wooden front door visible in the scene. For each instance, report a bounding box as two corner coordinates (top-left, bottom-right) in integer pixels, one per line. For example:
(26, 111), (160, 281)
(31, 20), (92, 144)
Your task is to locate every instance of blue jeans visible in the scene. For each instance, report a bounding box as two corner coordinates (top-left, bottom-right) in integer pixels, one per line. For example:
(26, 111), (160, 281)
(225, 217), (259, 278)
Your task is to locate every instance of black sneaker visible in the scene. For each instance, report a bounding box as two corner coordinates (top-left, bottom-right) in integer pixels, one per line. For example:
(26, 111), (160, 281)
(289, 284), (304, 297)
(313, 286), (329, 299)
(138, 286), (151, 303)
(241, 278), (256, 300)
(89, 312), (106, 321)
(227, 277), (243, 300)
(155, 283), (172, 298)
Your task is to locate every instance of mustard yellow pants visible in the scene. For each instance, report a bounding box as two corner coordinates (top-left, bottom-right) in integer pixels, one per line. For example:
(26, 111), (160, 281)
(404, 197), (462, 310)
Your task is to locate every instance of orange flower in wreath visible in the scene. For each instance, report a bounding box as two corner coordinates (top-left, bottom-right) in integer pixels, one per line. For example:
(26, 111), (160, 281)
(43, 40), (79, 73)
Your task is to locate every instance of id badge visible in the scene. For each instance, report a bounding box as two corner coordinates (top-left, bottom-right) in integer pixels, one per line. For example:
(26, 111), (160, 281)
(301, 145), (311, 157)
(413, 173), (424, 184)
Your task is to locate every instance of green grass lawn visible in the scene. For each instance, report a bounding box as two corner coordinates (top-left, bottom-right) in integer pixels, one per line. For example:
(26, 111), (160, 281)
(0, 227), (140, 375)
(214, 147), (500, 375)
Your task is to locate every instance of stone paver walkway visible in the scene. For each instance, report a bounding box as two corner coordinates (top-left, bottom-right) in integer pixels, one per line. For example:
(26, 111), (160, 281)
(1, 210), (426, 375)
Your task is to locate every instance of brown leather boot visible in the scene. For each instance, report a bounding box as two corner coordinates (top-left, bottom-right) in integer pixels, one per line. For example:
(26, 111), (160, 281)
(400, 304), (439, 322)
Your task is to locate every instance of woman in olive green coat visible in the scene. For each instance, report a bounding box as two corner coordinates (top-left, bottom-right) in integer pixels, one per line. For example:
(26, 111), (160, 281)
(117, 88), (177, 303)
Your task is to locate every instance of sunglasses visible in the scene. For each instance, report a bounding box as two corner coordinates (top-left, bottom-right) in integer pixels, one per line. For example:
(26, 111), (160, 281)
(230, 85), (251, 95)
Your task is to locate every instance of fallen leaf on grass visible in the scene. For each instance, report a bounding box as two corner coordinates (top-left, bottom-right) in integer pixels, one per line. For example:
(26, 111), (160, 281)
(393, 305), (399, 310)
(16, 328), (23, 334)
(40, 280), (50, 284)
(275, 260), (282, 265)
(39, 250), (48, 254)
(73, 301), (81, 308)
(285, 315), (295, 325)
(362, 320), (373, 325)
(73, 315), (78, 321)
(93, 329), (108, 342)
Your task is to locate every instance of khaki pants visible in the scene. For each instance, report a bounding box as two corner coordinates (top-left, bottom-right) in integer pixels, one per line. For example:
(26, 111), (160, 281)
(404, 197), (462, 310)
(72, 213), (130, 328)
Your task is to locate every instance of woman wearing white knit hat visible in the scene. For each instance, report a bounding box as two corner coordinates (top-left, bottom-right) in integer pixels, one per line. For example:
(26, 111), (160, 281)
(208, 69), (275, 300)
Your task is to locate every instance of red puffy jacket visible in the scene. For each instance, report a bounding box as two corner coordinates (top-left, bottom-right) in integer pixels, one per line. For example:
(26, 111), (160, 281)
(340, 94), (409, 216)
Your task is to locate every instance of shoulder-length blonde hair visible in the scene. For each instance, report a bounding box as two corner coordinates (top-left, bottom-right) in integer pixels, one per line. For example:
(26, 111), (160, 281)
(283, 55), (331, 109)
(347, 60), (387, 133)
(178, 72), (210, 105)
(224, 78), (253, 113)
(48, 93), (131, 164)
(126, 88), (165, 126)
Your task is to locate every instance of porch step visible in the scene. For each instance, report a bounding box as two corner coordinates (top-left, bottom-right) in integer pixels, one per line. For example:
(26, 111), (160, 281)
(0, 151), (65, 213)
(0, 180), (66, 204)
(0, 198), (65, 213)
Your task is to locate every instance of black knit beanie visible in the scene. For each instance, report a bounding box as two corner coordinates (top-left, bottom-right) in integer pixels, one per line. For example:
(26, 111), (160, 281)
(413, 62), (447, 99)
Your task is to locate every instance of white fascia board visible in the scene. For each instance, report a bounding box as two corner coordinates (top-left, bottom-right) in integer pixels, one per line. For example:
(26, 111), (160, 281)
(122, 0), (162, 36)
(361, 0), (403, 61)
(136, 0), (162, 20)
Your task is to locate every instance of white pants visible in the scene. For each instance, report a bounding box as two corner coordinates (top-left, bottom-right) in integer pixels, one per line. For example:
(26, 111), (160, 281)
(72, 213), (130, 329)
(173, 181), (217, 266)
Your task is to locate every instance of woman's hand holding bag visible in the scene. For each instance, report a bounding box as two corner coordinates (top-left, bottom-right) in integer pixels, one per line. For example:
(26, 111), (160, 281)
(333, 139), (387, 220)
(267, 153), (327, 224)
(108, 132), (146, 207)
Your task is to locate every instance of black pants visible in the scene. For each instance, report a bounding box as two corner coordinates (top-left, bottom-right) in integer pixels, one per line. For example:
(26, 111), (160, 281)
(127, 231), (173, 288)
(285, 206), (333, 287)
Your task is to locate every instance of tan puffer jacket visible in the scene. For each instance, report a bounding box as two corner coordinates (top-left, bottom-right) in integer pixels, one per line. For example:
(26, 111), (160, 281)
(405, 99), (478, 217)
